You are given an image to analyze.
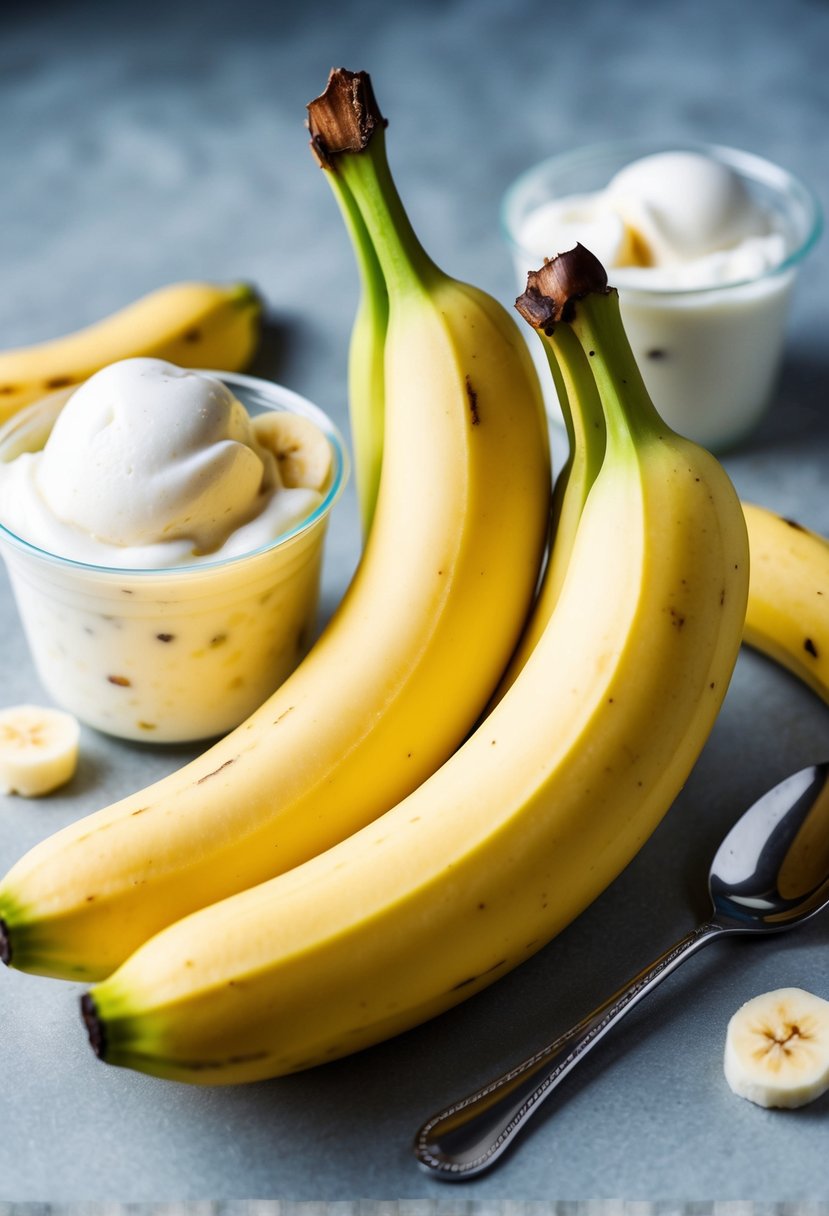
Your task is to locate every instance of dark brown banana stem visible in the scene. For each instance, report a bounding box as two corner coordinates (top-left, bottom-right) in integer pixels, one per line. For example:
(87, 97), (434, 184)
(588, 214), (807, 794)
(515, 244), (611, 331)
(307, 68), (387, 167)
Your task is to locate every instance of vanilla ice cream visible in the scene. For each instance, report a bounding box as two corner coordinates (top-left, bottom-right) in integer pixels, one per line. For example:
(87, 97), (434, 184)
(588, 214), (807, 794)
(0, 365), (346, 742)
(505, 144), (818, 450)
(519, 152), (787, 290)
(0, 358), (322, 567)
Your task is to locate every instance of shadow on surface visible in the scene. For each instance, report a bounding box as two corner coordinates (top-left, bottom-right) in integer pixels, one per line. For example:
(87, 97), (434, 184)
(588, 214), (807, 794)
(742, 345), (829, 455)
(246, 313), (296, 384)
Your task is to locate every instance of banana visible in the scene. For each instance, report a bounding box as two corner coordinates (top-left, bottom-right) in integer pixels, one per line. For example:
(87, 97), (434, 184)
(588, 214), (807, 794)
(252, 410), (334, 491)
(742, 501), (829, 702)
(724, 987), (829, 1108)
(0, 69), (551, 982)
(0, 281), (262, 424)
(76, 245), (748, 1085)
(0, 705), (80, 798)
(492, 319), (605, 703)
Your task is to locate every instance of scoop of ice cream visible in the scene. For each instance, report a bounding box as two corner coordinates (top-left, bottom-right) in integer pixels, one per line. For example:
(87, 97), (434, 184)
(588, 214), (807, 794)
(605, 151), (772, 266)
(36, 358), (278, 553)
(516, 192), (635, 271)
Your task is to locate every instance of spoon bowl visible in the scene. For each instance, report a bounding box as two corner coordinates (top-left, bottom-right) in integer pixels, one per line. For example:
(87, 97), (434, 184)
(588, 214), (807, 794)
(415, 762), (829, 1180)
(710, 763), (829, 929)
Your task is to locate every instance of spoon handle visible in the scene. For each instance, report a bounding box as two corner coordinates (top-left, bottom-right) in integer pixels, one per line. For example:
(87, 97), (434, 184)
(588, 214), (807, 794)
(414, 919), (725, 1180)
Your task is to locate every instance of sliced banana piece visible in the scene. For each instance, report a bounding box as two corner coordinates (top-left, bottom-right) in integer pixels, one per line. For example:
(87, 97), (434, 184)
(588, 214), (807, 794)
(0, 705), (81, 797)
(724, 987), (829, 1109)
(254, 411), (333, 491)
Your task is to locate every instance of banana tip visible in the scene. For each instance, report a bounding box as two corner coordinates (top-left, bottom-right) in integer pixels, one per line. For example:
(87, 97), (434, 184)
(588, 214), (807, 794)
(0, 918), (10, 966)
(80, 992), (106, 1059)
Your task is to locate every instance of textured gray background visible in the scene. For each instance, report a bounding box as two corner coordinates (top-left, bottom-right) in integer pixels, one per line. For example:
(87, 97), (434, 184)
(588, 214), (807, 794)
(2, 0), (829, 1203)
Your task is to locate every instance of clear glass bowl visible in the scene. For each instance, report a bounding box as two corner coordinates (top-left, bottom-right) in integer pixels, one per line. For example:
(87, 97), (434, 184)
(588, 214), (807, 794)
(0, 371), (349, 743)
(502, 139), (822, 451)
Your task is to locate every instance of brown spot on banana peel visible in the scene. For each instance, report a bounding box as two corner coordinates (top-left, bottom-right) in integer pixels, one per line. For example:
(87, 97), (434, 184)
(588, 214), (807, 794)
(465, 375), (480, 425)
(451, 958), (508, 991)
(515, 244), (611, 328)
(196, 757), (238, 784)
(306, 68), (387, 168)
(805, 638), (820, 658)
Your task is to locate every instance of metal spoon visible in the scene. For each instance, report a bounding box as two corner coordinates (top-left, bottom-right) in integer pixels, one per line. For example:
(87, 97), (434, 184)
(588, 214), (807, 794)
(414, 761), (829, 1180)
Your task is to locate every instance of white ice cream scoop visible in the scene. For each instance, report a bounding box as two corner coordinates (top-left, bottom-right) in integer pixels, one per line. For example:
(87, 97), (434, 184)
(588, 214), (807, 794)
(605, 150), (772, 265)
(36, 358), (277, 553)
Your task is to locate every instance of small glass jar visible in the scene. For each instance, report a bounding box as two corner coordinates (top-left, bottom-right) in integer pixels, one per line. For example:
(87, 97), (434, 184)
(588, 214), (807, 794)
(502, 140), (822, 451)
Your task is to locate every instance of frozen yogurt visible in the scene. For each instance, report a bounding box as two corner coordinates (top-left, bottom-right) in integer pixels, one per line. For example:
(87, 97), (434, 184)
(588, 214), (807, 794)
(505, 145), (819, 449)
(0, 358), (322, 567)
(0, 364), (346, 742)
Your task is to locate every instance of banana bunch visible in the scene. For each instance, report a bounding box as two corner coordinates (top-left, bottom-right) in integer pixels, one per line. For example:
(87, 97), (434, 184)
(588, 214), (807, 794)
(0, 69), (551, 980)
(71, 245), (751, 1084)
(0, 281), (263, 425)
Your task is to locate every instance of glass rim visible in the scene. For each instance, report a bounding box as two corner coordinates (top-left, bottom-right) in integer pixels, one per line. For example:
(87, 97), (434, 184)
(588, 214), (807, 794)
(501, 138), (823, 299)
(0, 368), (350, 577)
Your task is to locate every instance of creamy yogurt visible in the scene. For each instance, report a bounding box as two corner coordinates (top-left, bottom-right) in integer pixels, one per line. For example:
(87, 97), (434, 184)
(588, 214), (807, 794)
(504, 145), (820, 450)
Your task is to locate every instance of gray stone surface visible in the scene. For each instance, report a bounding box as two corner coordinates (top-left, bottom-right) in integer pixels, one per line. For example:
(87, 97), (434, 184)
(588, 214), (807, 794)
(1, 0), (829, 1203)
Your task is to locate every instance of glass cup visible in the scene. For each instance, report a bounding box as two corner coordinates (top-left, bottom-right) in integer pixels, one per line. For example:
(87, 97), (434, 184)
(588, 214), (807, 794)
(0, 372), (348, 743)
(502, 140), (822, 451)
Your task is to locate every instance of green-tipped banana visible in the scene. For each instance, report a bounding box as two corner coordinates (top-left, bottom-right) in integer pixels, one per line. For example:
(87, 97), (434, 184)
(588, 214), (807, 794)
(78, 247), (748, 1085)
(0, 69), (551, 982)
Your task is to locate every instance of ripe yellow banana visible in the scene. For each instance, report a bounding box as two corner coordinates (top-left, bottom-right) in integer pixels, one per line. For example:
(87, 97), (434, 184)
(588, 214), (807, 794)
(77, 246), (748, 1084)
(0, 281), (262, 424)
(742, 501), (829, 702)
(0, 70), (551, 982)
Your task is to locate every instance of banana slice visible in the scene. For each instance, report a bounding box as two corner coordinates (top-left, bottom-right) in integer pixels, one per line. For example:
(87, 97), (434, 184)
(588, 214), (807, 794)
(254, 412), (333, 491)
(724, 987), (829, 1109)
(0, 705), (81, 797)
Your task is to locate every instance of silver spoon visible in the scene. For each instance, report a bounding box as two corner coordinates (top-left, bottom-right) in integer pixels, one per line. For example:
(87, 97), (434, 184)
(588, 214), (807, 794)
(414, 761), (829, 1180)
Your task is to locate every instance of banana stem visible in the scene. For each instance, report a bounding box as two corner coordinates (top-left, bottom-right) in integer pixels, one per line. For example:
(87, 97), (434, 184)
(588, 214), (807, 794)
(516, 244), (667, 458)
(326, 171), (389, 324)
(541, 322), (606, 532)
(335, 129), (440, 293)
(307, 69), (440, 293)
(491, 284), (607, 705)
(569, 291), (668, 451)
(322, 168), (389, 536)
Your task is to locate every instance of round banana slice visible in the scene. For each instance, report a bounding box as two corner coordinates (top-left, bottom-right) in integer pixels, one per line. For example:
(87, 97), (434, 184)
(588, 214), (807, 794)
(724, 987), (829, 1109)
(0, 704), (81, 797)
(254, 412), (333, 491)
